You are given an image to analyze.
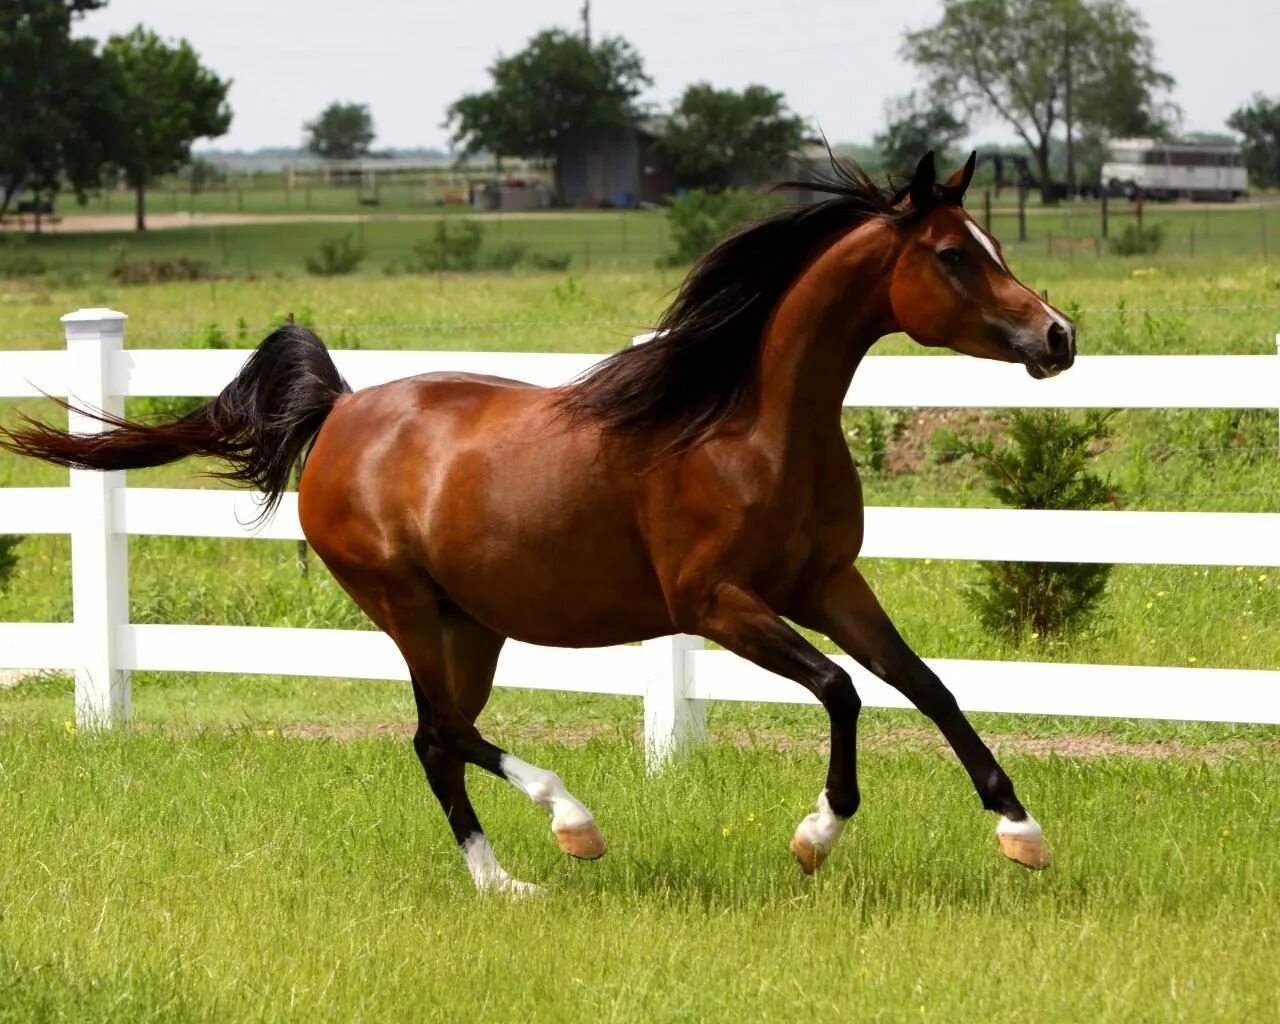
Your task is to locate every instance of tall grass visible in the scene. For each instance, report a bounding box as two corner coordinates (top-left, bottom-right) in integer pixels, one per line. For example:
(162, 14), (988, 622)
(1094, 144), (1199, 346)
(0, 728), (1276, 1022)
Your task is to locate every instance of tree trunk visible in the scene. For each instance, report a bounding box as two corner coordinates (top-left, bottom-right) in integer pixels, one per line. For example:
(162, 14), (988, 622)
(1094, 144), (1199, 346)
(134, 180), (147, 231)
(1036, 139), (1054, 205)
(0, 180), (17, 222)
(1064, 24), (1075, 198)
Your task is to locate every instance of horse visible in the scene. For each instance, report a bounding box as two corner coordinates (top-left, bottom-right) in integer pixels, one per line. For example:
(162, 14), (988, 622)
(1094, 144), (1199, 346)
(1, 152), (1075, 894)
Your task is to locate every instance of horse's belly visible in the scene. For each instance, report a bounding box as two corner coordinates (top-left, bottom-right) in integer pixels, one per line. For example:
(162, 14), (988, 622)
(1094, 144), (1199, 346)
(426, 526), (674, 647)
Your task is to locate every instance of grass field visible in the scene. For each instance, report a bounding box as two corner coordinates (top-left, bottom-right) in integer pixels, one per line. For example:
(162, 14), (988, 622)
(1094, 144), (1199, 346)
(1, 232), (1278, 1019)
(5, 196), (1280, 280)
(1, 707), (1277, 1023)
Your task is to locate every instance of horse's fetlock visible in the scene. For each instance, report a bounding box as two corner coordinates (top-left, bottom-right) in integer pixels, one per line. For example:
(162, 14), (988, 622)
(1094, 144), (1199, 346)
(828, 787), (860, 819)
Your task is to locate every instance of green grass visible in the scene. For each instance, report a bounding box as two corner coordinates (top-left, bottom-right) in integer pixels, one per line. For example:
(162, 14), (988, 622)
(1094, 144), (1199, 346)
(0, 720), (1276, 1022)
(2, 250), (1280, 1017)
(4, 212), (670, 279)
(5, 197), (1280, 286)
(1, 257), (1279, 677)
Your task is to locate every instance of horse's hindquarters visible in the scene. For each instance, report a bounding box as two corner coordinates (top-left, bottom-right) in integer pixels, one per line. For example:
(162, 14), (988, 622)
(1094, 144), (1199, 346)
(300, 376), (675, 647)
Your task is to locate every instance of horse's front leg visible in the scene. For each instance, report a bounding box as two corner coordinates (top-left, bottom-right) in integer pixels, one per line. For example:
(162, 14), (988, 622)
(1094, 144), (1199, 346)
(678, 581), (862, 874)
(795, 566), (1050, 870)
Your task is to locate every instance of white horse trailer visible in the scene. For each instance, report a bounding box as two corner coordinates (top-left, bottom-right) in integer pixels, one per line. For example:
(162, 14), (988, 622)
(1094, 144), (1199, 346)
(1102, 139), (1248, 202)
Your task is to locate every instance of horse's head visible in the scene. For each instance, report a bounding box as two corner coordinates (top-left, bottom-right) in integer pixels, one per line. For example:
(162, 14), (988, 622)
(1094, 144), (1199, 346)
(888, 152), (1075, 379)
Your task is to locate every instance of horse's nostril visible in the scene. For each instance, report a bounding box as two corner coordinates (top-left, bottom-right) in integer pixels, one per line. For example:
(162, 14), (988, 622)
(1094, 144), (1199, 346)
(1047, 322), (1072, 362)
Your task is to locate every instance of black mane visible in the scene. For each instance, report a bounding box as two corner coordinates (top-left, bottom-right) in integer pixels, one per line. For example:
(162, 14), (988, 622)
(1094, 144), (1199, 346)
(559, 160), (915, 454)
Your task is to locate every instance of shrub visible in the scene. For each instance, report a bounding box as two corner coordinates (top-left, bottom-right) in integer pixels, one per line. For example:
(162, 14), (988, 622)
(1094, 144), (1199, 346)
(304, 235), (364, 276)
(0, 536), (21, 591)
(939, 410), (1117, 639)
(1109, 223), (1164, 256)
(527, 251), (571, 271)
(201, 321), (228, 349)
(0, 236), (46, 278)
(408, 220), (484, 272)
(485, 242), (528, 270)
(109, 252), (213, 284)
(661, 187), (782, 266)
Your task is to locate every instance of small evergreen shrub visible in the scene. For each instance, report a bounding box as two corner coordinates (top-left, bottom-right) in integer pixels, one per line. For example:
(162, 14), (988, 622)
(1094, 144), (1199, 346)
(938, 410), (1117, 639)
(527, 251), (571, 271)
(484, 242), (528, 270)
(407, 220), (484, 272)
(1108, 223), (1164, 256)
(110, 253), (213, 284)
(0, 536), (21, 591)
(661, 188), (782, 266)
(0, 236), (46, 278)
(304, 235), (364, 276)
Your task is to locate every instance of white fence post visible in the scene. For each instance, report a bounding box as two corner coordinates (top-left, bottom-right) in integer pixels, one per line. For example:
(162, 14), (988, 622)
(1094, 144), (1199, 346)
(643, 633), (706, 769)
(63, 308), (130, 727)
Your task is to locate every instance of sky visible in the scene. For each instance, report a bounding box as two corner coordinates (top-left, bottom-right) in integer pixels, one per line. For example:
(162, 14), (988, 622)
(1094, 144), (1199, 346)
(75, 0), (1277, 153)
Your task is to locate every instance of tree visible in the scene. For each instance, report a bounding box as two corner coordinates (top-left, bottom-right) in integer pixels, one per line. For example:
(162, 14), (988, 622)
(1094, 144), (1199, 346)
(1228, 95), (1280, 189)
(304, 102), (376, 161)
(902, 0), (1172, 200)
(446, 28), (650, 197)
(102, 27), (232, 231)
(0, 1), (115, 223)
(874, 92), (969, 178)
(658, 83), (807, 191)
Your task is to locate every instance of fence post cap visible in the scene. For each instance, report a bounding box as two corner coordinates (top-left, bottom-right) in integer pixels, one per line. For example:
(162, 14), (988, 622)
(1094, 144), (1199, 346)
(61, 308), (128, 324)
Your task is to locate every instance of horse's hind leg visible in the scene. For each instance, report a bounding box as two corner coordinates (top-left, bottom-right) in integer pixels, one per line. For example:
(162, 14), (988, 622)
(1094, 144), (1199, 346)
(435, 609), (605, 862)
(323, 565), (537, 894)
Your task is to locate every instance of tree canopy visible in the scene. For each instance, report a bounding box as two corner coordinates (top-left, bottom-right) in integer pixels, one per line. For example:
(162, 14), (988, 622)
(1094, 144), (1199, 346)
(446, 29), (650, 192)
(902, 0), (1173, 199)
(874, 93), (969, 178)
(0, 1), (115, 221)
(1228, 95), (1280, 189)
(305, 102), (376, 161)
(658, 83), (807, 191)
(103, 27), (232, 230)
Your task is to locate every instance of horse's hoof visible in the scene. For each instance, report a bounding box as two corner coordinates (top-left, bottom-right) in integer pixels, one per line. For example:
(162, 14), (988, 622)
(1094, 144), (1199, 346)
(997, 815), (1051, 870)
(789, 833), (827, 875)
(555, 822), (606, 860)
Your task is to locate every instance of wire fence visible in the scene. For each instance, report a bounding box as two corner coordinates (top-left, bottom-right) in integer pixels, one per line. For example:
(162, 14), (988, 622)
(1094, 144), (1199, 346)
(4, 190), (1280, 273)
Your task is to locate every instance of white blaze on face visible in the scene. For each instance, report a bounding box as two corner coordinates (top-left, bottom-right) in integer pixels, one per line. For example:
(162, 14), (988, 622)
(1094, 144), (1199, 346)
(1040, 299), (1073, 335)
(965, 217), (1072, 341)
(964, 218), (1008, 272)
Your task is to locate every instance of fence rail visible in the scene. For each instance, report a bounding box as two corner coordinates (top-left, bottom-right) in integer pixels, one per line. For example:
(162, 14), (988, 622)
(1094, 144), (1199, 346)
(2, 308), (1279, 757)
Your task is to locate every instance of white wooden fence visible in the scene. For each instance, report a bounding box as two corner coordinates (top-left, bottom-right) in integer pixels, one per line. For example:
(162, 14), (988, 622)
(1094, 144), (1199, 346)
(2, 308), (1279, 762)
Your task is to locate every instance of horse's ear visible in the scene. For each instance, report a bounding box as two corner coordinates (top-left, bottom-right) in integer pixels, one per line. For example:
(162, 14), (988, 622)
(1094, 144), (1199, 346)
(909, 151), (937, 210)
(943, 151), (977, 199)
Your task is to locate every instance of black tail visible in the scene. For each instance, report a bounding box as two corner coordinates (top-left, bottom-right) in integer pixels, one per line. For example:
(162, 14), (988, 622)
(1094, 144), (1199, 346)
(0, 326), (351, 518)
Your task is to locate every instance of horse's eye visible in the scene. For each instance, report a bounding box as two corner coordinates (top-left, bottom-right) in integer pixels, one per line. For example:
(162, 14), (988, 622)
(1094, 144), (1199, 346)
(938, 248), (963, 267)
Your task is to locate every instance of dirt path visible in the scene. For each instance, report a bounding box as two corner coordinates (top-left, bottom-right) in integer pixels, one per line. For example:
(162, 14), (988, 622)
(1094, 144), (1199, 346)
(1, 210), (627, 234)
(277, 721), (1279, 761)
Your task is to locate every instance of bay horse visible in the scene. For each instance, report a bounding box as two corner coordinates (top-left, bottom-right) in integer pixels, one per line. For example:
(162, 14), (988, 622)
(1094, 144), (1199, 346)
(2, 152), (1074, 894)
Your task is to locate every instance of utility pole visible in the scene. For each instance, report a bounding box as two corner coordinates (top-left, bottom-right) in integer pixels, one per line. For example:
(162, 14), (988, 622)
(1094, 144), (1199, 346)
(582, 0), (591, 46)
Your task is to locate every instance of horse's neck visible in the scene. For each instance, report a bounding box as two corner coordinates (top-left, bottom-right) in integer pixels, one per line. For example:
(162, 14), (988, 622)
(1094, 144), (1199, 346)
(753, 223), (897, 449)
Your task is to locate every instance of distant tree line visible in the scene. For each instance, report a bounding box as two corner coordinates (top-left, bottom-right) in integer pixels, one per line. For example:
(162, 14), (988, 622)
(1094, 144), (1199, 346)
(6, 0), (1278, 236)
(0, 0), (230, 230)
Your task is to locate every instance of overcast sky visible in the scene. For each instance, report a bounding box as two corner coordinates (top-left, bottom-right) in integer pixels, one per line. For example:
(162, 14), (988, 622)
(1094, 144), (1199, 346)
(76, 0), (1275, 152)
